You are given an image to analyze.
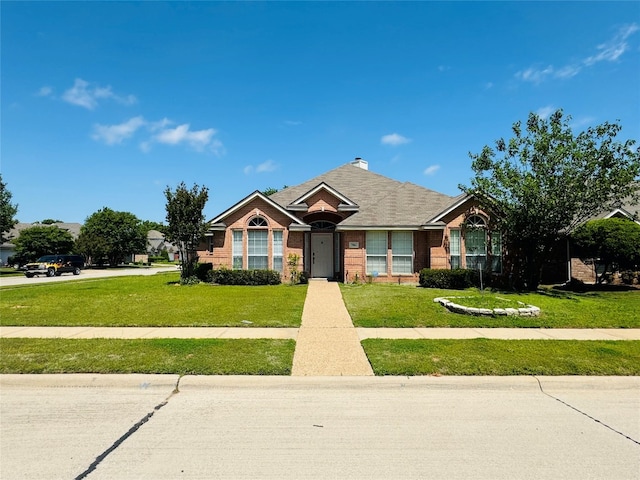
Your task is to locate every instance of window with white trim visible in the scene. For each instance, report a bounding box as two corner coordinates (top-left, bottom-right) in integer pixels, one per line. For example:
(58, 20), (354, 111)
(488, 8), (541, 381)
(392, 231), (413, 274)
(490, 230), (502, 273)
(272, 230), (283, 272)
(465, 215), (487, 270)
(232, 231), (243, 269)
(248, 230), (268, 269)
(450, 229), (461, 269)
(366, 231), (387, 275)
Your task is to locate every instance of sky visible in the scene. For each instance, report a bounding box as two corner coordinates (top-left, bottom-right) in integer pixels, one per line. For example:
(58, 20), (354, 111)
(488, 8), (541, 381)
(2, 1), (639, 225)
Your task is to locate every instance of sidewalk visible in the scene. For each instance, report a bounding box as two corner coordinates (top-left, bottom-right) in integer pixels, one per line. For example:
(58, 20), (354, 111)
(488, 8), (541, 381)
(2, 326), (639, 341)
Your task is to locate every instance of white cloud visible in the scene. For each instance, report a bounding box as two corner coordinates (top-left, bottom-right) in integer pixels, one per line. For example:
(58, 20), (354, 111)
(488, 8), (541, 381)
(381, 133), (411, 146)
(153, 123), (222, 153)
(244, 160), (278, 175)
(62, 78), (137, 109)
(92, 116), (146, 145)
(536, 106), (555, 120)
(584, 23), (639, 66)
(36, 86), (53, 97)
(423, 165), (440, 176)
(256, 159), (277, 173)
(91, 116), (223, 154)
(516, 24), (639, 84)
(515, 65), (554, 84)
(284, 120), (302, 126)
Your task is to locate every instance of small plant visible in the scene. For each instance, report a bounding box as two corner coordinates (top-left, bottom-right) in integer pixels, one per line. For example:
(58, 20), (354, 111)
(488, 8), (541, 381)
(419, 268), (480, 289)
(287, 253), (301, 284)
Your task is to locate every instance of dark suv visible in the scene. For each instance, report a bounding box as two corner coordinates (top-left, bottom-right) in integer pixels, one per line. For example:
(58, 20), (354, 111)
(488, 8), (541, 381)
(24, 255), (85, 277)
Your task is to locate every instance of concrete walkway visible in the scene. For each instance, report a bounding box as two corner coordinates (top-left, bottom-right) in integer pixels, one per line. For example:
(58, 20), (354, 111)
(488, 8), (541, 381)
(3, 326), (639, 341)
(291, 280), (374, 376)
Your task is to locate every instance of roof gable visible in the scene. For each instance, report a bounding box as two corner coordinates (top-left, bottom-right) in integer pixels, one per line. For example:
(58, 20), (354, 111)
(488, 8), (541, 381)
(208, 190), (307, 228)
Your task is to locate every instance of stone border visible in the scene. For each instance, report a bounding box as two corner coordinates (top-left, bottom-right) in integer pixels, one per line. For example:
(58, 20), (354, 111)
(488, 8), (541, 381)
(433, 297), (541, 317)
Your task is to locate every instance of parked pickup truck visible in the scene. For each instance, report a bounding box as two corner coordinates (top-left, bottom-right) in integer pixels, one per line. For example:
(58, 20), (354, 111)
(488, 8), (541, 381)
(24, 255), (85, 277)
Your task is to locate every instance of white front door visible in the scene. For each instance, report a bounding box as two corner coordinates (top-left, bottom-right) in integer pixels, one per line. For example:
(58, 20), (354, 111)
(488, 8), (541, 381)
(311, 233), (333, 278)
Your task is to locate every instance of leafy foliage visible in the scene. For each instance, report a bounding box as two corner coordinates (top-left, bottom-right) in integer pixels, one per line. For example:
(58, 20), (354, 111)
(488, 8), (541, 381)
(0, 174), (18, 243)
(572, 218), (640, 283)
(462, 109), (640, 290)
(12, 225), (75, 264)
(164, 182), (209, 279)
(208, 267), (282, 285)
(77, 208), (147, 265)
(419, 268), (480, 289)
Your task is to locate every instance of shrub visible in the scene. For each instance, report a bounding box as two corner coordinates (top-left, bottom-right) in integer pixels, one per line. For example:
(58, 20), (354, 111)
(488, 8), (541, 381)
(195, 262), (213, 281)
(620, 270), (639, 285)
(179, 275), (201, 286)
(419, 268), (480, 289)
(208, 267), (282, 285)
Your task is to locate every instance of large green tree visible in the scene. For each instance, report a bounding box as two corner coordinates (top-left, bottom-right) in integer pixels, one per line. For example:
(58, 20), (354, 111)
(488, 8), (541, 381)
(164, 182), (209, 280)
(0, 174), (19, 243)
(572, 218), (640, 284)
(12, 225), (75, 264)
(77, 208), (147, 266)
(462, 109), (640, 290)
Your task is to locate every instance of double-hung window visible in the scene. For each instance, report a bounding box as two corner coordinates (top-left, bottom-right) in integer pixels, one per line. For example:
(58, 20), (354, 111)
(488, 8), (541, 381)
(232, 231), (243, 269)
(450, 229), (461, 269)
(272, 230), (283, 272)
(465, 215), (487, 270)
(248, 230), (268, 269)
(366, 231), (387, 275)
(391, 231), (413, 274)
(490, 231), (502, 273)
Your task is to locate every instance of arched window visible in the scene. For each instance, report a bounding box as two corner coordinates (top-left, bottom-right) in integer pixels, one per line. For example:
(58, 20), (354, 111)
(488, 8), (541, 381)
(247, 216), (268, 269)
(309, 220), (336, 231)
(248, 216), (268, 227)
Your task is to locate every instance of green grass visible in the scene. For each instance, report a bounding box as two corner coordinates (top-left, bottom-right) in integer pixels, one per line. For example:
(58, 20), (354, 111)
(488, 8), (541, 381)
(341, 283), (640, 328)
(0, 273), (307, 327)
(439, 295), (524, 309)
(362, 339), (640, 375)
(0, 338), (295, 375)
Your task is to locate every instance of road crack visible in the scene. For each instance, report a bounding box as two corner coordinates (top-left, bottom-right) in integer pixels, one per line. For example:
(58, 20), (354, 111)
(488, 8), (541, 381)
(533, 376), (639, 446)
(74, 376), (182, 479)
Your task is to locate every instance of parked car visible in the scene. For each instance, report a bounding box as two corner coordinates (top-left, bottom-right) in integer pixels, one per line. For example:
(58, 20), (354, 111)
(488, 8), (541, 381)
(24, 255), (85, 277)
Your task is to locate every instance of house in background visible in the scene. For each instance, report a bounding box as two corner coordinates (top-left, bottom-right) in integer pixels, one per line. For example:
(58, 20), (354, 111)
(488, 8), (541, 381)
(568, 195), (640, 283)
(147, 229), (180, 261)
(198, 159), (503, 283)
(1, 222), (82, 266)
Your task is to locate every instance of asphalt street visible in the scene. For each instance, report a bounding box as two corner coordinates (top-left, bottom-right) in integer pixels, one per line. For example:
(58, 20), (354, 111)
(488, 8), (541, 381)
(1, 375), (638, 480)
(0, 266), (179, 287)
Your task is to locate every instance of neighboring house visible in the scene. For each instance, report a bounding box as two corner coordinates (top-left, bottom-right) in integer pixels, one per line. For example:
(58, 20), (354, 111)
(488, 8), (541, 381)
(198, 159), (503, 283)
(147, 229), (180, 261)
(0, 222), (82, 266)
(568, 195), (640, 283)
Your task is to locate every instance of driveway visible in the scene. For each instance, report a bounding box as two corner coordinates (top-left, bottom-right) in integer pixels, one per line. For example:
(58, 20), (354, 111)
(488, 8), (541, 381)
(0, 266), (179, 287)
(1, 375), (638, 480)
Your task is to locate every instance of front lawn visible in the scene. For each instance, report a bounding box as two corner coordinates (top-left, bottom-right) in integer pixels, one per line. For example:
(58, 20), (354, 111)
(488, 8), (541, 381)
(341, 284), (640, 328)
(362, 339), (640, 375)
(0, 273), (307, 327)
(0, 338), (295, 375)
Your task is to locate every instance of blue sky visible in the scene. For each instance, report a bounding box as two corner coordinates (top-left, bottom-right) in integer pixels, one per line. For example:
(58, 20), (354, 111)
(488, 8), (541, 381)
(2, 2), (639, 224)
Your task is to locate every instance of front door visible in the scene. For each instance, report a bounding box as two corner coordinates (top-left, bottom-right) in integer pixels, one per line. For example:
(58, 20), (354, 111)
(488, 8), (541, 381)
(311, 233), (333, 278)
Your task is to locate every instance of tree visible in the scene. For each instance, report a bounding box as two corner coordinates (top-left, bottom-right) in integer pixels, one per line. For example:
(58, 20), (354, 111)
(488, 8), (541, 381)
(0, 174), (18, 243)
(41, 219), (63, 224)
(164, 182), (209, 280)
(572, 218), (640, 284)
(140, 220), (167, 235)
(77, 208), (147, 266)
(12, 225), (75, 264)
(262, 185), (288, 196)
(462, 109), (640, 290)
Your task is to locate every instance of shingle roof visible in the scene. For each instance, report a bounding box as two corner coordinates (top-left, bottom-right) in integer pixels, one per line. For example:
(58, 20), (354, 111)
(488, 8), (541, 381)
(269, 163), (456, 228)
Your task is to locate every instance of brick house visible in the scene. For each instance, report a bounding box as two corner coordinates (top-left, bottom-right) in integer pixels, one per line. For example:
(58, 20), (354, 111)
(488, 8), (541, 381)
(197, 159), (503, 283)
